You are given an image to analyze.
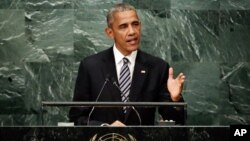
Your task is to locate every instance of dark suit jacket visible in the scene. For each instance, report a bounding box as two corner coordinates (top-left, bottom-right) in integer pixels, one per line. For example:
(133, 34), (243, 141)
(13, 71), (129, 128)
(69, 47), (185, 125)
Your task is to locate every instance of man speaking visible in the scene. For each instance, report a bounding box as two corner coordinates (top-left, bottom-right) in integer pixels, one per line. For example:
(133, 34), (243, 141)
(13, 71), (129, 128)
(69, 3), (185, 126)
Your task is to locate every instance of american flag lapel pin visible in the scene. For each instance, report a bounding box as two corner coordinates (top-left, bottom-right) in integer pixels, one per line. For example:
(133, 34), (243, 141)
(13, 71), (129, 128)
(141, 70), (146, 74)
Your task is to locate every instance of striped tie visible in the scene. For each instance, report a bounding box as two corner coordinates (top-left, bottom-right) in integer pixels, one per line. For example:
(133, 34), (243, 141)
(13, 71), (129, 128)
(119, 57), (131, 112)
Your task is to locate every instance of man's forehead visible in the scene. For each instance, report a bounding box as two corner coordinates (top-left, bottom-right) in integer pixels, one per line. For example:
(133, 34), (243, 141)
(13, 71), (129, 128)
(113, 10), (139, 22)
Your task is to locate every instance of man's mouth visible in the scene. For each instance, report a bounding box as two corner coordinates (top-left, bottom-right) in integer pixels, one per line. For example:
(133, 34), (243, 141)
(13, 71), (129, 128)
(126, 38), (137, 45)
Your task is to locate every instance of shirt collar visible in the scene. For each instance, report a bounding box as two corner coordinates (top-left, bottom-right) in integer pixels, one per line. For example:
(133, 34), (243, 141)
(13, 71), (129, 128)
(113, 44), (137, 64)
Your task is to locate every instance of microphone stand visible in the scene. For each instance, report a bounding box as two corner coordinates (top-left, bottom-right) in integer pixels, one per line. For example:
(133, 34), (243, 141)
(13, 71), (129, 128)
(111, 78), (142, 126)
(87, 77), (109, 125)
(129, 100), (142, 126)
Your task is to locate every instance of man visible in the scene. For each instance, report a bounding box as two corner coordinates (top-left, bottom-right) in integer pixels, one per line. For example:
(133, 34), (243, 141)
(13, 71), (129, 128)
(69, 3), (185, 126)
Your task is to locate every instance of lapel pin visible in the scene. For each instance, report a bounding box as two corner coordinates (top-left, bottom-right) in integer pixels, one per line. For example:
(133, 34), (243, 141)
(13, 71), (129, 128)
(141, 70), (146, 73)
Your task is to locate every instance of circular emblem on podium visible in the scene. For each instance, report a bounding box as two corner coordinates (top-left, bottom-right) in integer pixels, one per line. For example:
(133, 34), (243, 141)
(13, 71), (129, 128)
(90, 133), (136, 141)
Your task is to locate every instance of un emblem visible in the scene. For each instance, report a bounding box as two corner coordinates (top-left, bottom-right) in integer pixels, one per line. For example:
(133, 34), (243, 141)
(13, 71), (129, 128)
(90, 133), (137, 141)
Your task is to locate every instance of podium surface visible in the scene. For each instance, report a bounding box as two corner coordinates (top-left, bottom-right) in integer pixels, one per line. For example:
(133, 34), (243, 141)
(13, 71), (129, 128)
(0, 126), (229, 141)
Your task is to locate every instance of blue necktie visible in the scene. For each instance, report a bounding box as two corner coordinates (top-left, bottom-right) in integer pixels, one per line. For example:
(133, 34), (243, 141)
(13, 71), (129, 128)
(119, 57), (131, 112)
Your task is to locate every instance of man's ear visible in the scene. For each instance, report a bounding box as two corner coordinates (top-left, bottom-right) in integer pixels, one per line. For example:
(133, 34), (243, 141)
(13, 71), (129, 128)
(105, 27), (114, 39)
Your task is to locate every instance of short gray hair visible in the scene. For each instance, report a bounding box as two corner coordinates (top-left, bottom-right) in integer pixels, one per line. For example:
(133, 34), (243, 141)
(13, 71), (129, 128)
(106, 3), (137, 27)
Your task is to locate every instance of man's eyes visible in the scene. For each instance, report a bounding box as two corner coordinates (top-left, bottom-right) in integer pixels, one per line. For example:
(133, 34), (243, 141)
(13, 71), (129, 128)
(132, 22), (140, 26)
(119, 22), (140, 29)
(119, 24), (127, 29)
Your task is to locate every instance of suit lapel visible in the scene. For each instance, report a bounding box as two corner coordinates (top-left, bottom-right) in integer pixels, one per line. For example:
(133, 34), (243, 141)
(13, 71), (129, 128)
(101, 48), (149, 102)
(101, 48), (124, 102)
(129, 50), (148, 102)
(101, 48), (118, 82)
(101, 48), (125, 121)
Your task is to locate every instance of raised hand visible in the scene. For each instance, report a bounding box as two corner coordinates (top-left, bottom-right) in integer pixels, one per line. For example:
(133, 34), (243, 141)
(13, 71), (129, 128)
(167, 67), (185, 102)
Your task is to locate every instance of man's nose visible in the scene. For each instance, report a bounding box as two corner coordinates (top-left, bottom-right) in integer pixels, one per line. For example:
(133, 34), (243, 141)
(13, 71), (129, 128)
(128, 25), (135, 35)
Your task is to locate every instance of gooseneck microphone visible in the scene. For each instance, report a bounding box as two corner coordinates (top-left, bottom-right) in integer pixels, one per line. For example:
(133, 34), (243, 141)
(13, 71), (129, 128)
(111, 77), (142, 126)
(87, 76), (110, 125)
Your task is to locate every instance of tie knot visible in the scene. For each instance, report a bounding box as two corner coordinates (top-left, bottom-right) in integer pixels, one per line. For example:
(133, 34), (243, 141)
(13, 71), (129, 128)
(123, 57), (129, 64)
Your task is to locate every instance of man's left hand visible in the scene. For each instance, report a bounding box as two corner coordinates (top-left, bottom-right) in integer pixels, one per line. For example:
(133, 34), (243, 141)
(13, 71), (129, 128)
(167, 67), (185, 102)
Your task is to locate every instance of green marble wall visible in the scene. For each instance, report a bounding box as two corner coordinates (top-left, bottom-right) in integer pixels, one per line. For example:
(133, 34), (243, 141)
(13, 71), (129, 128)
(0, 0), (249, 125)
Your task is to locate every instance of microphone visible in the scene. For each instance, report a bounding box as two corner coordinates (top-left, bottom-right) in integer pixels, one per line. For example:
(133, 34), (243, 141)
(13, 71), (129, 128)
(87, 75), (110, 125)
(110, 77), (142, 126)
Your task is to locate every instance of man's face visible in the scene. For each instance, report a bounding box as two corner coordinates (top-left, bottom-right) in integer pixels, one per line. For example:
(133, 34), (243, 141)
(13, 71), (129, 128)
(105, 10), (141, 56)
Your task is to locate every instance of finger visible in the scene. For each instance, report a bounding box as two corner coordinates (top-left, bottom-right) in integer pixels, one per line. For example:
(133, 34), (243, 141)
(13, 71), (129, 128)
(177, 73), (185, 83)
(180, 75), (185, 83)
(176, 73), (183, 79)
(168, 67), (174, 79)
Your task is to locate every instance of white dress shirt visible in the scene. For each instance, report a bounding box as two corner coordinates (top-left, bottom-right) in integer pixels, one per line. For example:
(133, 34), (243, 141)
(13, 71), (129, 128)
(113, 44), (137, 80)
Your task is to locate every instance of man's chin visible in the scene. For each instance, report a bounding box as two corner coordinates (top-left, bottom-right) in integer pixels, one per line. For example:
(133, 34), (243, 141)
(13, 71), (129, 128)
(126, 44), (140, 50)
(128, 46), (139, 52)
